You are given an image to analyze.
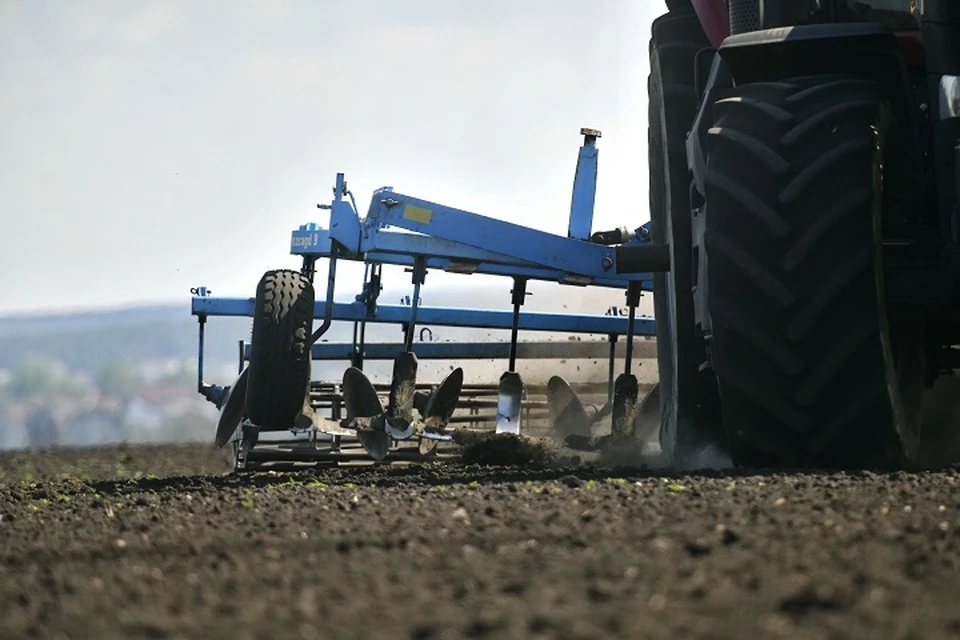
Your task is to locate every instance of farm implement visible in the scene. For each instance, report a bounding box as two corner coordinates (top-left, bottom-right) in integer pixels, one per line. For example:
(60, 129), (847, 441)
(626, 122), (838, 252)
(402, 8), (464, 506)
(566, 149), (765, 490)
(192, 128), (664, 470)
(193, 0), (960, 471)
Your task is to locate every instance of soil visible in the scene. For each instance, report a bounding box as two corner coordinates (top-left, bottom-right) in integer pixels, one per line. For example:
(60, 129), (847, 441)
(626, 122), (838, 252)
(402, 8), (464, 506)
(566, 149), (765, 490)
(1, 443), (959, 640)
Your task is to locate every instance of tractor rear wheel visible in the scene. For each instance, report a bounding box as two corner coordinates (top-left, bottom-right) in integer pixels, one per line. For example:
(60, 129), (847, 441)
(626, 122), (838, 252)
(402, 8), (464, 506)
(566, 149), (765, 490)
(648, 4), (722, 465)
(245, 269), (315, 431)
(701, 75), (924, 468)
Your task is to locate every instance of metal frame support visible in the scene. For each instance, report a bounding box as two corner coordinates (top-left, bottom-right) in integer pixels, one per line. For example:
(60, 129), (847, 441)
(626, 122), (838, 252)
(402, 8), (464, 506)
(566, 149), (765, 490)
(508, 277), (530, 370)
(623, 282), (643, 376)
(191, 285), (222, 403)
(196, 313), (207, 394)
(403, 256), (427, 351)
(301, 256), (317, 283)
(308, 245), (339, 345)
(568, 128), (601, 240)
(194, 295), (655, 336)
(351, 263), (382, 369)
(607, 333), (618, 403)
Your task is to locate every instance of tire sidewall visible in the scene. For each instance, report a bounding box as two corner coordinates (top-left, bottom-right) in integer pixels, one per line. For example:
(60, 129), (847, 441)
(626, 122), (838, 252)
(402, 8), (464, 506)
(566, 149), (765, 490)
(649, 44), (681, 462)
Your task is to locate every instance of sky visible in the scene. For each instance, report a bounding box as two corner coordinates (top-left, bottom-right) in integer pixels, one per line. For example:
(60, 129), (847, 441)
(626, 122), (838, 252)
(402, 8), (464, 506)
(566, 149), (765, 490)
(0, 0), (665, 315)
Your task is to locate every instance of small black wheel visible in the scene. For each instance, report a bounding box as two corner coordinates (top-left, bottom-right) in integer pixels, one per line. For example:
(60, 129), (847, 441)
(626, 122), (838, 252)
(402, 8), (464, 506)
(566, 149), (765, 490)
(245, 269), (315, 432)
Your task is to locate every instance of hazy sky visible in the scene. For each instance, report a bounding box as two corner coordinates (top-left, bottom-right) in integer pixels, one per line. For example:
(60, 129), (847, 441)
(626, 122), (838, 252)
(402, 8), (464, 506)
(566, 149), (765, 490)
(0, 0), (664, 315)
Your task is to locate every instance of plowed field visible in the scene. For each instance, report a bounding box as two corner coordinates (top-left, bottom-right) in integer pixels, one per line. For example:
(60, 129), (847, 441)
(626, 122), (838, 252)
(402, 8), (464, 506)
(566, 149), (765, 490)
(1, 443), (958, 640)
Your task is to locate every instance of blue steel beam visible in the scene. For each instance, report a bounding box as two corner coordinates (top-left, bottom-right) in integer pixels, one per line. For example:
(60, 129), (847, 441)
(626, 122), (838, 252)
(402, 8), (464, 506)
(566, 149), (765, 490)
(192, 297), (656, 336)
(289, 228), (654, 290)
(344, 186), (644, 282)
(242, 340), (658, 362)
(294, 227), (542, 268)
(568, 129), (599, 240)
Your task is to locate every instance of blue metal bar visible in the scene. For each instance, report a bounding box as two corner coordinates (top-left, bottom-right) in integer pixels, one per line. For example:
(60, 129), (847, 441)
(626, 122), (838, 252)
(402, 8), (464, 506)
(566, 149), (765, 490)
(360, 193), (637, 282)
(404, 256), (426, 350)
(308, 245), (338, 344)
(192, 297), (655, 336)
(242, 340), (658, 362)
(196, 316), (206, 393)
(568, 129), (600, 240)
(291, 226), (654, 289)
(363, 251), (654, 290)
(360, 229), (538, 268)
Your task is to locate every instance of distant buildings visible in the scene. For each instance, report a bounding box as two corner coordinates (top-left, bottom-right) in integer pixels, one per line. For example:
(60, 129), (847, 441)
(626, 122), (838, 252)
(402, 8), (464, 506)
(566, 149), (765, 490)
(0, 364), (220, 450)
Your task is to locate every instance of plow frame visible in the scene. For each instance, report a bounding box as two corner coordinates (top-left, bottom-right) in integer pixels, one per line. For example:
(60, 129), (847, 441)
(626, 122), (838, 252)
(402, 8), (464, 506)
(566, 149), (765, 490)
(191, 129), (669, 468)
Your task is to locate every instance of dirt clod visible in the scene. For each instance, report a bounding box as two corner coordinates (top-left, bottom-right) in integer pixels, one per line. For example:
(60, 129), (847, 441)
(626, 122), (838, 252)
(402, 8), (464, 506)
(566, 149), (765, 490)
(454, 432), (562, 466)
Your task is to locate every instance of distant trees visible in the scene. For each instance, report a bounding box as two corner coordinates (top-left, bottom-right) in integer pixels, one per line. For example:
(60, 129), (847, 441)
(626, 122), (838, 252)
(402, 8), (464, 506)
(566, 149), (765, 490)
(2, 355), (105, 401)
(95, 361), (144, 397)
(0, 355), (200, 404)
(5, 356), (80, 400)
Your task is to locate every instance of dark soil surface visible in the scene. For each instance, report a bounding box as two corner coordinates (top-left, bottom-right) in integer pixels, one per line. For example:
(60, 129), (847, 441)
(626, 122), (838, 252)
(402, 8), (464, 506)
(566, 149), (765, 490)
(1, 443), (959, 640)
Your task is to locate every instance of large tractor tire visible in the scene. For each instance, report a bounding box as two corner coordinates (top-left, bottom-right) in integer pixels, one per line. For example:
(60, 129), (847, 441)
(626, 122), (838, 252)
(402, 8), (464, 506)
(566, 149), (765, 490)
(701, 75), (924, 468)
(648, 3), (721, 464)
(245, 269), (315, 432)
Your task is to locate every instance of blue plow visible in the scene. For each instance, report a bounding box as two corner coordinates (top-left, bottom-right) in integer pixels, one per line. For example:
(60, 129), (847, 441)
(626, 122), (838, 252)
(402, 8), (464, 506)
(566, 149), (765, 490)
(191, 128), (669, 469)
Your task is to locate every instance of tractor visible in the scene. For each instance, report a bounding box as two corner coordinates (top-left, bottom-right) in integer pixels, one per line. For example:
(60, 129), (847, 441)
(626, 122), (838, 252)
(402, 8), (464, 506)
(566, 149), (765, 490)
(649, 0), (960, 468)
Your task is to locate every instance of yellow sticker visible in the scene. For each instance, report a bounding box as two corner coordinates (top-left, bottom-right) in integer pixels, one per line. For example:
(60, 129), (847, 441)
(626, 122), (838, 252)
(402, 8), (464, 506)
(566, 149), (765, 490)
(402, 204), (432, 224)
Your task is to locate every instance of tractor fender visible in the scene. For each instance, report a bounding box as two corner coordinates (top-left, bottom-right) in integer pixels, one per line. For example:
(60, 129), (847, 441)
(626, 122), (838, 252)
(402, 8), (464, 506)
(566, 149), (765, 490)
(706, 22), (924, 222)
(716, 23), (920, 171)
(717, 22), (903, 84)
(717, 23), (915, 110)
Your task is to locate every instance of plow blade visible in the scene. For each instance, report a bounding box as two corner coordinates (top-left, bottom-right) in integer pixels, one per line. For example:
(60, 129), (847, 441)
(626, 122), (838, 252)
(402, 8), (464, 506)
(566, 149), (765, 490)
(384, 352), (420, 440)
(215, 367), (250, 449)
(342, 355), (463, 459)
(546, 375), (617, 446)
(557, 374), (645, 453)
(424, 367), (464, 425)
(546, 375), (590, 440)
(356, 429), (391, 461)
(611, 373), (639, 439)
(419, 367), (464, 454)
(343, 367), (385, 419)
(495, 371), (523, 435)
(343, 366), (390, 459)
(294, 408), (357, 438)
(388, 352), (418, 423)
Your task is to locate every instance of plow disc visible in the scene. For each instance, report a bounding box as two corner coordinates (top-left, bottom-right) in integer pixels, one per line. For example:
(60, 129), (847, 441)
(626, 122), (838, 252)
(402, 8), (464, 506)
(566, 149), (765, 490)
(548, 374), (655, 455)
(546, 375), (609, 441)
(340, 354), (464, 460)
(342, 365), (391, 461)
(418, 367), (464, 455)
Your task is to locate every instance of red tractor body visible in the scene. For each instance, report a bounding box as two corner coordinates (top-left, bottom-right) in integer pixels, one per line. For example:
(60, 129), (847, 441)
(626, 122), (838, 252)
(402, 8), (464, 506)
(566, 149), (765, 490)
(690, 0), (732, 46)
